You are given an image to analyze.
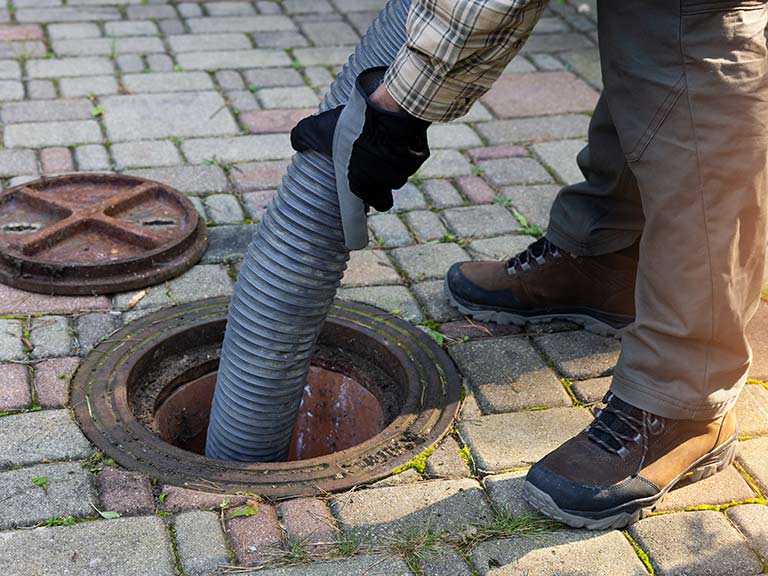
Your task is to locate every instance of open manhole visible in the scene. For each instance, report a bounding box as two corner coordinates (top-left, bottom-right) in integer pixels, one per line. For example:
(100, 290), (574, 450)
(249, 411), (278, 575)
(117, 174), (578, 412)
(0, 174), (207, 295)
(71, 297), (461, 496)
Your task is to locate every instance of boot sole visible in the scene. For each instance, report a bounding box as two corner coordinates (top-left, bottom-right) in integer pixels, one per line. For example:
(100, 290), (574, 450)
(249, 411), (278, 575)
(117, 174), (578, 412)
(444, 283), (633, 338)
(522, 434), (739, 530)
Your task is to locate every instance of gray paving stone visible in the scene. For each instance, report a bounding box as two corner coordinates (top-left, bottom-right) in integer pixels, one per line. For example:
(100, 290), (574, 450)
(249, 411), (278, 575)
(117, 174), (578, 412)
(392, 182), (428, 212)
(26, 80), (57, 100)
(0, 60), (20, 79)
(450, 337), (569, 413)
(253, 30), (309, 48)
(147, 54), (175, 72)
(529, 52), (566, 71)
(467, 234), (533, 261)
(48, 22), (101, 39)
(423, 548), (474, 576)
(726, 504), (768, 563)
(17, 7), (121, 22)
(247, 555), (412, 576)
(571, 376), (611, 404)
(174, 511), (230, 576)
(0, 149), (38, 176)
(471, 529), (648, 576)
(243, 67), (305, 88)
(522, 32), (595, 54)
(177, 49), (291, 70)
(206, 1), (256, 15)
(479, 157), (553, 187)
(1, 99), (91, 123)
(215, 70), (245, 91)
(186, 15), (295, 34)
(476, 114), (590, 145)
(59, 75), (118, 97)
(0, 461), (95, 529)
(443, 205), (520, 238)
(122, 72), (214, 93)
(227, 89), (261, 112)
(534, 139), (586, 185)
(460, 407), (593, 472)
(533, 331), (620, 380)
(182, 134), (292, 164)
(501, 57), (537, 75)
(483, 469), (535, 517)
(103, 92), (238, 142)
(735, 383), (768, 437)
(202, 224), (258, 263)
(105, 20), (158, 36)
(5, 120), (102, 148)
(283, 0), (335, 13)
(30, 316), (72, 359)
(413, 280), (462, 322)
(655, 466), (756, 512)
(204, 194), (244, 224)
(0, 410), (91, 469)
(339, 285), (423, 323)
(499, 184), (561, 229)
(332, 0), (385, 11)
(390, 242), (470, 280)
(332, 479), (493, 542)
(53, 37), (165, 57)
(111, 140), (180, 169)
(125, 165), (228, 194)
(424, 436), (471, 478)
(75, 312), (119, 354)
(301, 20), (358, 45)
(305, 66), (334, 89)
(75, 144), (110, 171)
(0, 80), (24, 100)
(628, 510), (762, 576)
(293, 46), (352, 66)
(257, 85), (319, 108)
(737, 437), (768, 493)
(560, 48), (603, 89)
(368, 213), (413, 248)
(341, 249), (400, 287)
(427, 123), (483, 149)
(418, 149), (474, 179)
(0, 318), (25, 361)
(168, 33), (252, 53)
(26, 56), (112, 78)
(0, 516), (176, 575)
(404, 210), (448, 243)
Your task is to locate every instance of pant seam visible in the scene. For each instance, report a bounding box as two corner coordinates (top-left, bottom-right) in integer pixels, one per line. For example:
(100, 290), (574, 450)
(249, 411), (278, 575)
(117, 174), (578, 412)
(546, 221), (639, 256)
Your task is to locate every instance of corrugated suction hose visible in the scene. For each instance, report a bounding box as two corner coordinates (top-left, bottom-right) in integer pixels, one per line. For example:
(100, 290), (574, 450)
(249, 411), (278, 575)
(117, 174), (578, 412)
(205, 0), (411, 461)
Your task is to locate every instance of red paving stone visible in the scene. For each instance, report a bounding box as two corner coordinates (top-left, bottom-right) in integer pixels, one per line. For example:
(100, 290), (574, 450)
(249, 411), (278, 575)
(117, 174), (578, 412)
(162, 486), (248, 513)
(467, 145), (528, 161)
(278, 498), (336, 553)
(233, 160), (290, 191)
(455, 175), (496, 204)
(243, 190), (276, 221)
(33, 357), (80, 408)
(0, 284), (110, 316)
(96, 467), (155, 516)
(40, 147), (75, 174)
(482, 72), (599, 118)
(240, 108), (315, 134)
(0, 24), (44, 42)
(0, 363), (31, 411)
(227, 504), (283, 566)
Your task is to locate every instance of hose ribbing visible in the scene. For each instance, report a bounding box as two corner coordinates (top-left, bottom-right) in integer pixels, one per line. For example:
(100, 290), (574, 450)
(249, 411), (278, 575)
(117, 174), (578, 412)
(205, 0), (411, 461)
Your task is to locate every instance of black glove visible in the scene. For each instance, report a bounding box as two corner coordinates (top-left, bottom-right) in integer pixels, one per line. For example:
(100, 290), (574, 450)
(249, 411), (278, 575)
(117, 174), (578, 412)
(291, 67), (430, 249)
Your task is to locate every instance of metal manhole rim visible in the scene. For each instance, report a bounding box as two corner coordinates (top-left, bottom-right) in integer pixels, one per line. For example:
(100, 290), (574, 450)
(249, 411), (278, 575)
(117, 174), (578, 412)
(70, 297), (461, 496)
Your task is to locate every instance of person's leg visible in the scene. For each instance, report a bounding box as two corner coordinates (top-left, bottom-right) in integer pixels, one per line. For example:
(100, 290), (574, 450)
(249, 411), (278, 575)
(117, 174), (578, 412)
(524, 0), (768, 528)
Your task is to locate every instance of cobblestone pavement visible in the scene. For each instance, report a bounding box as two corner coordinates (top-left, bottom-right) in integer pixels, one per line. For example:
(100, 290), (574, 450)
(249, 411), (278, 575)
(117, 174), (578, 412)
(1, 0), (768, 575)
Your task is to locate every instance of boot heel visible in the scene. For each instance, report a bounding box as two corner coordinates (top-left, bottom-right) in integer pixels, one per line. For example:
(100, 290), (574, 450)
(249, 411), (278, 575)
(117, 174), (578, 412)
(687, 438), (738, 484)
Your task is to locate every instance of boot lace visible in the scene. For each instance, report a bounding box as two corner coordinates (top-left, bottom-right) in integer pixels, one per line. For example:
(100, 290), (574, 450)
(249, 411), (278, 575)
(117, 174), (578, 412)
(506, 237), (562, 274)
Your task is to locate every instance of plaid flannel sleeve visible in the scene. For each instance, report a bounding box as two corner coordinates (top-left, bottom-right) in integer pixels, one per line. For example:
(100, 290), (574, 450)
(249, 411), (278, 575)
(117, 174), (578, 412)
(384, 0), (548, 122)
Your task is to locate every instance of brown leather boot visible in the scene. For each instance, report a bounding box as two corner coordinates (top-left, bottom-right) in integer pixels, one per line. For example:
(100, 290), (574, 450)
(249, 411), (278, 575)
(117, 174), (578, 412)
(523, 393), (739, 529)
(445, 237), (637, 336)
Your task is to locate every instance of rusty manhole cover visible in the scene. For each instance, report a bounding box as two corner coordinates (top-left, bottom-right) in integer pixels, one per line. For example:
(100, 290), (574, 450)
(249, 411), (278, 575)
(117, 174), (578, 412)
(0, 174), (207, 295)
(70, 297), (461, 496)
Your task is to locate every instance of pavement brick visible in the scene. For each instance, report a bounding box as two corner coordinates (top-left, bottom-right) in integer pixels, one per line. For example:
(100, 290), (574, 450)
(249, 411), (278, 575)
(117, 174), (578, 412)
(253, 30), (310, 48)
(203, 224), (257, 264)
(0, 80), (24, 100)
(483, 72), (598, 118)
(423, 548), (475, 576)
(33, 356), (80, 408)
(533, 331), (620, 380)
(404, 210), (448, 243)
(278, 497), (336, 553)
(0, 148), (37, 176)
(735, 383), (768, 437)
(59, 75), (119, 97)
(241, 108), (316, 134)
(293, 46), (352, 66)
(227, 504), (283, 566)
(467, 234), (532, 261)
(74, 311), (120, 353)
(186, 15), (295, 34)
(29, 315), (72, 359)
(499, 184), (561, 229)
(47, 22), (101, 39)
(571, 376), (611, 404)
(422, 179), (464, 208)
(5, 120), (102, 148)
(162, 486), (247, 513)
(467, 144), (528, 161)
(105, 20), (158, 36)
(283, 0), (335, 13)
(257, 86), (319, 109)
(204, 194), (245, 224)
(0, 363), (31, 411)
(332, 479), (493, 543)
(228, 89), (261, 112)
(253, 555), (412, 576)
(341, 249), (400, 287)
(122, 71), (214, 93)
(450, 337), (570, 413)
(175, 511), (231, 576)
(182, 134), (293, 164)
(112, 140), (180, 169)
(0, 318), (25, 361)
(560, 48), (603, 89)
(0, 410), (91, 469)
(726, 504), (768, 563)
(0, 24), (43, 41)
(244, 67), (305, 88)
(479, 157), (553, 187)
(534, 139), (586, 185)
(460, 408), (593, 472)
(0, 516), (176, 575)
(126, 5), (177, 20)
(53, 37), (165, 57)
(27, 56), (112, 78)
(529, 52), (566, 71)
(0, 461), (95, 530)
(452, 175), (496, 205)
(115, 264), (233, 310)
(96, 467), (154, 516)
(522, 32), (596, 53)
(476, 114), (590, 145)
(391, 182), (427, 212)
(126, 165), (228, 194)
(424, 436), (471, 478)
(443, 205), (519, 238)
(216, 70), (245, 91)
(75, 144), (110, 170)
(427, 123), (482, 149)
(301, 20), (358, 45)
(243, 189), (276, 220)
(233, 160), (290, 191)
(418, 149), (474, 178)
(1, 98), (91, 123)
(147, 54), (175, 72)
(26, 79), (56, 100)
(390, 242), (470, 280)
(168, 33), (252, 53)
(368, 213), (413, 248)
(339, 285), (423, 323)
(471, 530), (648, 576)
(655, 466), (756, 512)
(177, 49), (291, 70)
(103, 92), (238, 142)
(17, 7), (121, 23)
(412, 280), (462, 322)
(40, 146), (74, 174)
(628, 510), (762, 576)
(737, 437), (768, 493)
(483, 469), (534, 517)
(0, 60), (20, 79)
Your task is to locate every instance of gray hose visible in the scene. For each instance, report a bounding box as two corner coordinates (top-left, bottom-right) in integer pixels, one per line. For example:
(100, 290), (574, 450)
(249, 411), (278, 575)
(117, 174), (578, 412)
(205, 0), (411, 461)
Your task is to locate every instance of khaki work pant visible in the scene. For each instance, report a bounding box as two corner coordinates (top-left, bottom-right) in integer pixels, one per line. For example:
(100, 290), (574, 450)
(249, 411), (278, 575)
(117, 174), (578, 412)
(547, 0), (768, 419)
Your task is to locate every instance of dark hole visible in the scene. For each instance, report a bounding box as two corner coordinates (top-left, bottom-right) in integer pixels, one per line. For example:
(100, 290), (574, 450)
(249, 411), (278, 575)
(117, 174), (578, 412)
(3, 223), (39, 233)
(142, 219), (176, 226)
